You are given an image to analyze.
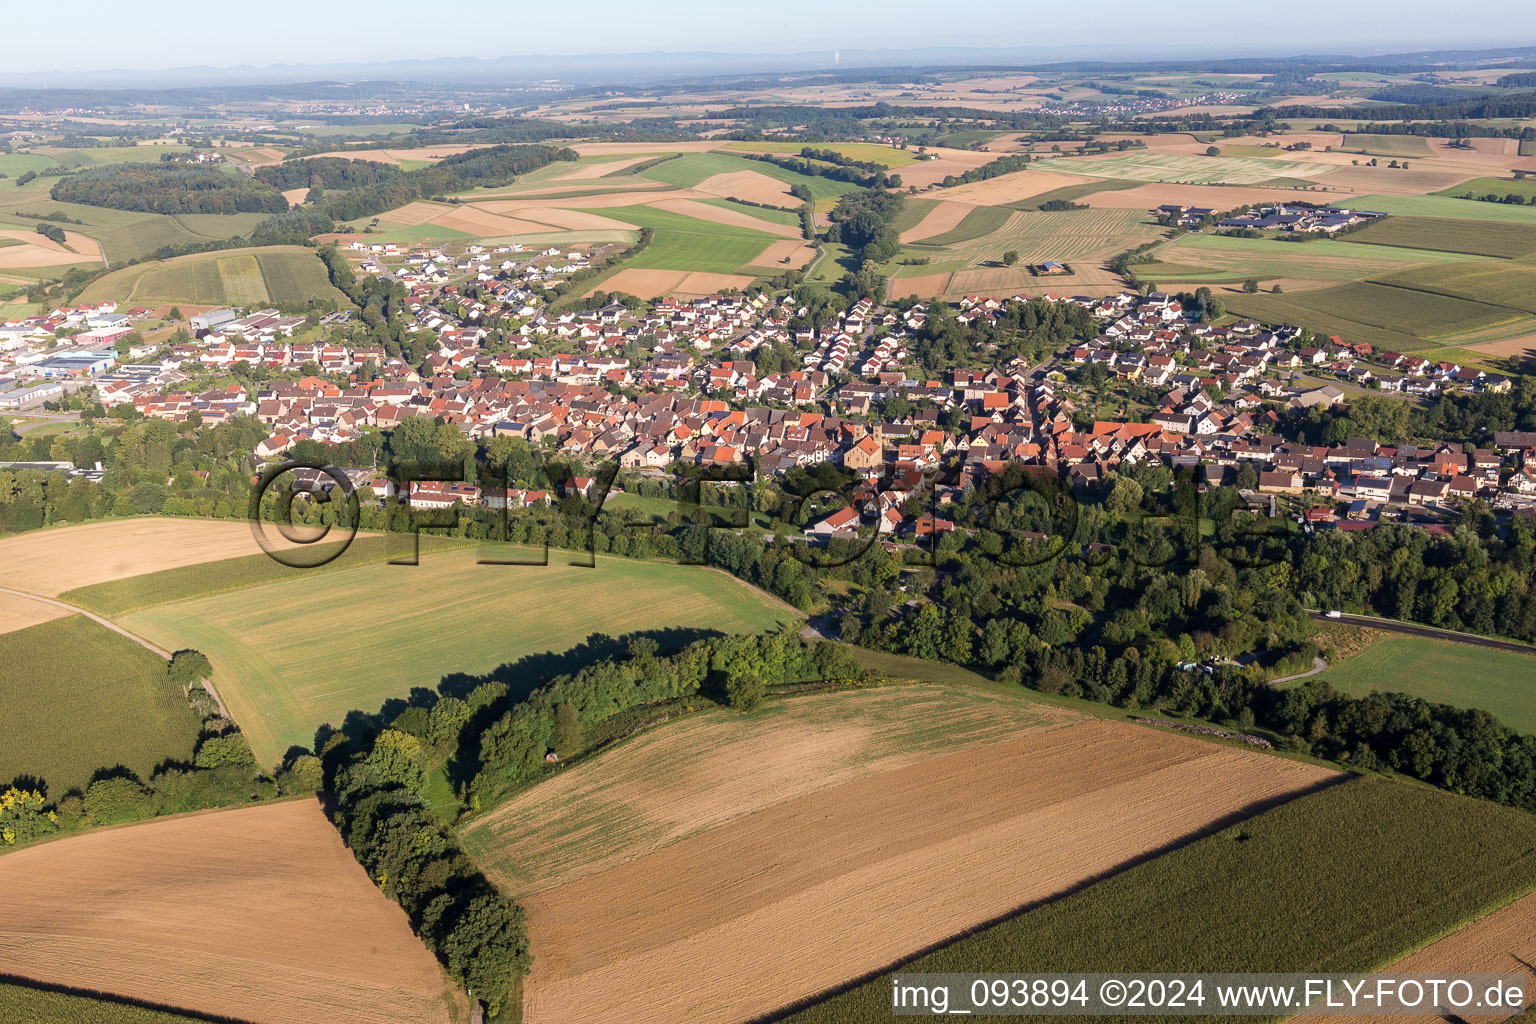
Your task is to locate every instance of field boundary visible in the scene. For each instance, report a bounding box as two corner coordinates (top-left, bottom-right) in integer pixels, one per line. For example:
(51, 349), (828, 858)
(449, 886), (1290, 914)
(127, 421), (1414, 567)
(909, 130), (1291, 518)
(0, 586), (231, 718)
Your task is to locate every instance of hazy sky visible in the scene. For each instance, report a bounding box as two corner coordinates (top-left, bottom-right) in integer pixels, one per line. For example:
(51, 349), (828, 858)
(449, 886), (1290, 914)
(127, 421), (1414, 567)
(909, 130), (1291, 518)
(2, 0), (1529, 75)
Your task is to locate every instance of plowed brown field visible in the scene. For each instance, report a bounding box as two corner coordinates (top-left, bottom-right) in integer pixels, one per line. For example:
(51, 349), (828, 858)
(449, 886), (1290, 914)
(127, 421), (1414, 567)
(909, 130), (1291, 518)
(478, 705), (1334, 1024)
(0, 799), (465, 1024)
(648, 197), (801, 236)
(749, 239), (816, 269)
(692, 170), (800, 207)
(900, 200), (975, 242)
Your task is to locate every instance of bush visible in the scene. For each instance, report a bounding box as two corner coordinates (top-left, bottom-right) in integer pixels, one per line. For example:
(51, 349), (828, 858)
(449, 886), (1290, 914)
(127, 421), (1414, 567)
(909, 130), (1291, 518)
(83, 776), (153, 825)
(726, 673), (766, 711)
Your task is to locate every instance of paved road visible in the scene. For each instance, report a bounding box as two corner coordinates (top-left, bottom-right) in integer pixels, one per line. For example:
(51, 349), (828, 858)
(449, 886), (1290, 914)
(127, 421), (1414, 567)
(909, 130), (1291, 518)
(0, 585), (232, 717)
(1308, 610), (1536, 656)
(10, 411), (81, 435)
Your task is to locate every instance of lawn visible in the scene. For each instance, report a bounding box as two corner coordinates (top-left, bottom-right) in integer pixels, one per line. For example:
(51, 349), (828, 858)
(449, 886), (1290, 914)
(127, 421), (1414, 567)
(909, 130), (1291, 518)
(1303, 634), (1536, 734)
(0, 188), (243, 266)
(0, 616), (200, 797)
(116, 546), (797, 767)
(1344, 215), (1536, 258)
(0, 153), (64, 177)
(783, 776), (1536, 1023)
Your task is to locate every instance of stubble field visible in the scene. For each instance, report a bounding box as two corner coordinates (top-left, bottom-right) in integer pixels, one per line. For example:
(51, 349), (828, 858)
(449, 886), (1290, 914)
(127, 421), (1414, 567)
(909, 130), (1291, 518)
(0, 799), (467, 1024)
(0, 518), (318, 596)
(468, 705), (1335, 1024)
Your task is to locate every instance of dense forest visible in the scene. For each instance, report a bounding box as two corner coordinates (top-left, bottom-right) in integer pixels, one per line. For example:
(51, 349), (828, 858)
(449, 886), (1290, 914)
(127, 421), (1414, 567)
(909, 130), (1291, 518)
(50, 163), (289, 214)
(253, 156), (405, 191)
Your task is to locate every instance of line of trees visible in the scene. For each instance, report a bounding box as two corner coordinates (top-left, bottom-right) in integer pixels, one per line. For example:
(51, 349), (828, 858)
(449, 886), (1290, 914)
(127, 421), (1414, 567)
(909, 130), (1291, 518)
(939, 153), (1031, 188)
(51, 163), (289, 214)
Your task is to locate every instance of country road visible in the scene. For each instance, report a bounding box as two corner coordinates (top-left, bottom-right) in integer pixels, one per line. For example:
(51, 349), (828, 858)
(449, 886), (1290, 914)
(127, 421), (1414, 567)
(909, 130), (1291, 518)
(1308, 610), (1536, 656)
(1269, 656), (1328, 684)
(0, 585), (232, 717)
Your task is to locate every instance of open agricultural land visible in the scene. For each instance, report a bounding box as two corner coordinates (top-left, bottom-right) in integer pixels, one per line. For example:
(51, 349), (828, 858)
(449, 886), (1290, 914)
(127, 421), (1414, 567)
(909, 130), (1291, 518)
(75, 245), (351, 307)
(113, 543), (797, 766)
(0, 798), (468, 1024)
(1296, 633), (1536, 734)
(0, 615), (202, 797)
(0, 518), (320, 597)
(460, 686), (1335, 1024)
(0, 983), (208, 1024)
(783, 777), (1536, 1023)
(1324, 889), (1536, 1024)
(9, 48), (1536, 1024)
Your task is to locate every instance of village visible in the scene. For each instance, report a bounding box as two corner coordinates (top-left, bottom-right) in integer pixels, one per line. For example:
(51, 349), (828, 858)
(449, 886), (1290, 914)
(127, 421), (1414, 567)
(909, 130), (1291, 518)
(1, 234), (1532, 545)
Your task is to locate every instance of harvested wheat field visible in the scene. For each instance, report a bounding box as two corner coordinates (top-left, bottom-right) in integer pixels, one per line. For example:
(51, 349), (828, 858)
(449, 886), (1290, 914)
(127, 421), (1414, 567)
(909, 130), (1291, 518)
(587, 268), (693, 297)
(1472, 333), (1536, 361)
(900, 200), (976, 242)
(888, 270), (955, 298)
(898, 148), (1001, 189)
(1324, 889), (1536, 1023)
(585, 268), (756, 300)
(692, 170), (800, 207)
(0, 591), (69, 635)
(0, 518), (316, 596)
(431, 206), (559, 237)
(469, 695), (1334, 1024)
(557, 156), (652, 179)
(375, 200), (451, 226)
(936, 168), (1102, 205)
(463, 684), (1083, 893)
(748, 239), (816, 269)
(515, 206), (641, 231)
(0, 799), (465, 1024)
(673, 270), (756, 295)
(477, 191), (680, 214)
(0, 229), (102, 268)
(310, 145), (486, 165)
(1314, 163), (1480, 195)
(648, 197), (802, 236)
(281, 187), (308, 208)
